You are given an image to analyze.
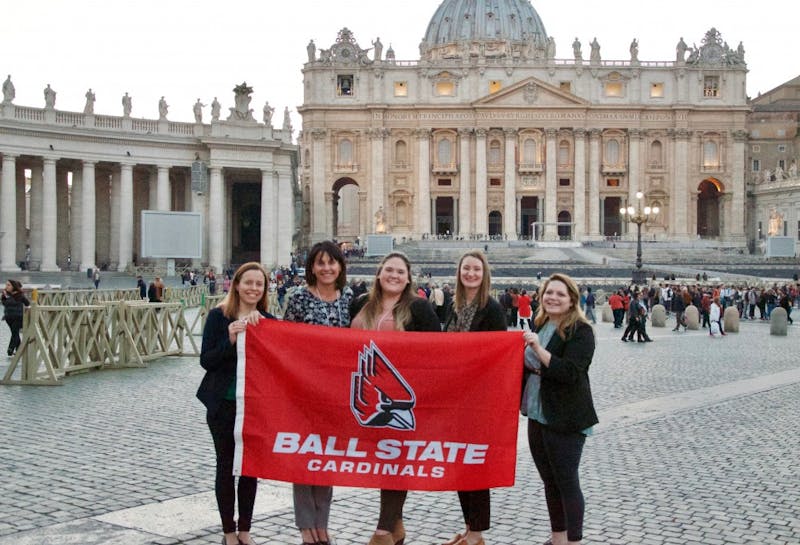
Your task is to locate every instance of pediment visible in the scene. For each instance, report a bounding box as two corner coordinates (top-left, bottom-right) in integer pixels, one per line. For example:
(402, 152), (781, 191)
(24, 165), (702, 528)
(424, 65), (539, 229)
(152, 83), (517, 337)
(473, 77), (589, 107)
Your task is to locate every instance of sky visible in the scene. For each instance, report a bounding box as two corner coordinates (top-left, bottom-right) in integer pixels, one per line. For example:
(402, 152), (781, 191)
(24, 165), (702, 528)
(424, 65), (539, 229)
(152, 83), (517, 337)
(1, 0), (796, 133)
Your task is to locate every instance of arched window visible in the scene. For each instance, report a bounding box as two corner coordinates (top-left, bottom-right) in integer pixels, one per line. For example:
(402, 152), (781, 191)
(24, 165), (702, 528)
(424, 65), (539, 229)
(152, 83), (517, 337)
(395, 140), (408, 164)
(606, 139), (620, 165)
(649, 140), (663, 167)
(338, 138), (353, 165)
(438, 138), (452, 165)
(523, 138), (537, 164)
(489, 140), (502, 166)
(703, 140), (719, 167)
(558, 140), (570, 166)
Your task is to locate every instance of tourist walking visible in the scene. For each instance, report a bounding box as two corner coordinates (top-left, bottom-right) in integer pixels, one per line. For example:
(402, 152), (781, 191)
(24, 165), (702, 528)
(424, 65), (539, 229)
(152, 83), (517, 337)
(197, 262), (274, 545)
(349, 251), (440, 545)
(517, 289), (533, 330)
(522, 272), (598, 545)
(283, 240), (353, 545)
(442, 250), (506, 545)
(583, 287), (596, 324)
(2, 279), (30, 356)
(709, 295), (725, 336)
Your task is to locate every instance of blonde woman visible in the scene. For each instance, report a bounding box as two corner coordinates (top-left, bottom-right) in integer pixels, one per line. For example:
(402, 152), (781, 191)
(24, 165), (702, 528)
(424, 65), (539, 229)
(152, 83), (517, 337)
(349, 251), (441, 545)
(442, 250), (506, 545)
(522, 273), (598, 545)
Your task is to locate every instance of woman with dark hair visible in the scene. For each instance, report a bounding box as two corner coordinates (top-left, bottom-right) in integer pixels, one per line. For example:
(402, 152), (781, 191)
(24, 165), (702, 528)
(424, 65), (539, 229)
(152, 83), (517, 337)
(442, 250), (506, 545)
(197, 262), (274, 545)
(284, 240), (353, 545)
(522, 273), (598, 545)
(2, 279), (29, 356)
(349, 251), (441, 545)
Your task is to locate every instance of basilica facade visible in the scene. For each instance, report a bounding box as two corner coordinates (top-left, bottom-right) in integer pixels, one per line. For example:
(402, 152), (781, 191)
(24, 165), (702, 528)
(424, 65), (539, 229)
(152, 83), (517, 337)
(298, 0), (750, 247)
(0, 82), (297, 273)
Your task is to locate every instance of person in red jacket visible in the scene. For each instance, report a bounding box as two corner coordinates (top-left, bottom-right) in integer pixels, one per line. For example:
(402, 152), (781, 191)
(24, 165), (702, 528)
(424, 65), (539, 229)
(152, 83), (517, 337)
(608, 290), (624, 328)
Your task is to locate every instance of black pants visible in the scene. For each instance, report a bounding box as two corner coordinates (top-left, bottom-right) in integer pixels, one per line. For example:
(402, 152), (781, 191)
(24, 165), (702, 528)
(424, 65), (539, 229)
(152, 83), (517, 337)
(456, 489), (490, 531)
(612, 309), (623, 328)
(207, 400), (257, 534)
(5, 316), (22, 353)
(622, 316), (639, 340)
(528, 420), (586, 542)
(377, 489), (408, 531)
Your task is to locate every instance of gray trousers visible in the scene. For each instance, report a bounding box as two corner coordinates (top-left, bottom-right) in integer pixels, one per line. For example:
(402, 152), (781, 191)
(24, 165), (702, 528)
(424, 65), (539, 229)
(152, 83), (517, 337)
(293, 484), (332, 528)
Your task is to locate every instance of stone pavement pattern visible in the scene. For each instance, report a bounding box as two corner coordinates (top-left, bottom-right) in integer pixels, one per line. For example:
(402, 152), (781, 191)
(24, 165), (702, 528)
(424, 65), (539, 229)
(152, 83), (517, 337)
(1, 312), (799, 545)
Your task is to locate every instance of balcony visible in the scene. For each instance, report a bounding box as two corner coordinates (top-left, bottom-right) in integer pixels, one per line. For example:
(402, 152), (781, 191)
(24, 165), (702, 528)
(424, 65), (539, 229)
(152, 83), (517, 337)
(334, 162), (360, 173)
(432, 162), (458, 175)
(518, 162), (544, 173)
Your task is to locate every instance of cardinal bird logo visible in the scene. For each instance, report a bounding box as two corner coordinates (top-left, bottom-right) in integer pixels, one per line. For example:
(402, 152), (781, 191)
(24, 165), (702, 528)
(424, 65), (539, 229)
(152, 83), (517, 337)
(351, 341), (416, 430)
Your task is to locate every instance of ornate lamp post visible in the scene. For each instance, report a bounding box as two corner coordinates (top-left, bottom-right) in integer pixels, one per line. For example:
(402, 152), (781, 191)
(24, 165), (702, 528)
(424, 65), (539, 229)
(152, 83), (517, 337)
(620, 191), (659, 284)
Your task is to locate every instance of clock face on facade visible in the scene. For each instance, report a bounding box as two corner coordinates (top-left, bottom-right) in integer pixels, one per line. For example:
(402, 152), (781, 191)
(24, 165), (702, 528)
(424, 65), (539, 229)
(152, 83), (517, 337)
(704, 43), (723, 64)
(336, 43), (356, 63)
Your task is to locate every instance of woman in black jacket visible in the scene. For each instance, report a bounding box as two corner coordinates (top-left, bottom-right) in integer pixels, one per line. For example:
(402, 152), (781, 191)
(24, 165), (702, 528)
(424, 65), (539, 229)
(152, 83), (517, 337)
(2, 279), (30, 356)
(522, 273), (598, 545)
(442, 250), (506, 545)
(349, 251), (440, 545)
(197, 262), (274, 545)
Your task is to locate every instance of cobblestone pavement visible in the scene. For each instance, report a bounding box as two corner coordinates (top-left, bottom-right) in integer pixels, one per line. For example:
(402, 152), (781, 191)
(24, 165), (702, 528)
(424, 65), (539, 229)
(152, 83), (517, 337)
(1, 312), (798, 545)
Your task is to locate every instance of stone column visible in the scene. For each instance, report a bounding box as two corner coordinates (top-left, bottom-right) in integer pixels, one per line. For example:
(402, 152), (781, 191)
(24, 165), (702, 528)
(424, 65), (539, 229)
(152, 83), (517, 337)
(260, 168), (276, 267)
(80, 161), (96, 272)
(415, 128), (431, 236)
(589, 129), (601, 237)
(310, 128), (328, 242)
(276, 166), (294, 266)
(30, 163), (43, 268)
(56, 166), (70, 268)
(628, 128), (641, 205)
(573, 128), (587, 239)
(369, 129), (386, 228)
(544, 128), (558, 239)
(458, 128), (472, 236)
(148, 168), (158, 210)
(516, 196), (522, 237)
(189, 182), (207, 268)
(503, 128), (517, 239)
(729, 129), (747, 241)
(157, 165), (170, 211)
(0, 154), (18, 271)
(208, 166), (223, 272)
(325, 192), (335, 235)
(109, 169), (121, 267)
(474, 129), (488, 236)
(118, 163), (134, 270)
(15, 168), (25, 264)
(70, 168), (82, 269)
(672, 129), (690, 237)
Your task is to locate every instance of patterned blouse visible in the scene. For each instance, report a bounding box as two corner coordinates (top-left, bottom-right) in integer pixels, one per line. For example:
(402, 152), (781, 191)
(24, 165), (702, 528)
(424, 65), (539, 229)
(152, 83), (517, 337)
(283, 285), (354, 328)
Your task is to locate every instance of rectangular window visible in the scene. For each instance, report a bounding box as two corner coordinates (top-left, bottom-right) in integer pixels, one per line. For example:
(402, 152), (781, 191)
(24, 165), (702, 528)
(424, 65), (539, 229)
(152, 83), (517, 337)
(703, 76), (720, 97)
(559, 81), (571, 93)
(490, 177), (502, 187)
(435, 81), (455, 96)
(604, 82), (623, 97)
(752, 159), (760, 172)
(752, 145), (760, 153)
(778, 144), (786, 153)
(779, 159), (786, 170)
(489, 80), (502, 94)
(606, 178), (620, 187)
(559, 178), (571, 187)
(337, 75), (354, 96)
(650, 83), (664, 98)
(393, 81), (408, 97)
(437, 178), (452, 186)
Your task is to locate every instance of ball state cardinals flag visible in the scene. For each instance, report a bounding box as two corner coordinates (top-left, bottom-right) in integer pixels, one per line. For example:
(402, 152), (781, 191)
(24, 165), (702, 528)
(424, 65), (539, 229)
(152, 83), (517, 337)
(233, 319), (523, 491)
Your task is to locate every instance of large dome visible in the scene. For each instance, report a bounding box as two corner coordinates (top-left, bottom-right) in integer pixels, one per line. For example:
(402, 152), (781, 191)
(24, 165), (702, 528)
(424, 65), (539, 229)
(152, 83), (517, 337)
(422, 0), (547, 60)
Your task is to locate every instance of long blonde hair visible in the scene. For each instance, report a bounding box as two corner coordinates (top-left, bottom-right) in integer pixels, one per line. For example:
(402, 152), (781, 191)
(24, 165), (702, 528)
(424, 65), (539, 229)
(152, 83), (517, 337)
(454, 250), (491, 313)
(359, 252), (415, 330)
(533, 272), (590, 338)
(218, 262), (269, 319)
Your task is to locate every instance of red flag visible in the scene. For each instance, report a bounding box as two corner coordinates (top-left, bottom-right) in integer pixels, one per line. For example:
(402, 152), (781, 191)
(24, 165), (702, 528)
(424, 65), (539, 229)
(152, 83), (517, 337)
(234, 319), (522, 491)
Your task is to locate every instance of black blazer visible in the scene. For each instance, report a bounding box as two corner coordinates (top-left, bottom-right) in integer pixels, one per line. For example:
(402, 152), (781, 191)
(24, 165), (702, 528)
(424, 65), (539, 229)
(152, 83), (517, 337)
(349, 294), (441, 332)
(443, 296), (506, 332)
(196, 307), (274, 417)
(536, 320), (599, 433)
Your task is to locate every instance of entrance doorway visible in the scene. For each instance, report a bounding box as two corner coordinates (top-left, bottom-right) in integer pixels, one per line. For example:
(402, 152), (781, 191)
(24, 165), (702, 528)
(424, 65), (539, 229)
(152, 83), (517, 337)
(488, 211), (502, 237)
(231, 183), (261, 264)
(697, 179), (722, 237)
(333, 177), (360, 240)
(435, 196), (454, 236)
(603, 197), (623, 237)
(520, 196), (539, 238)
(557, 211), (572, 240)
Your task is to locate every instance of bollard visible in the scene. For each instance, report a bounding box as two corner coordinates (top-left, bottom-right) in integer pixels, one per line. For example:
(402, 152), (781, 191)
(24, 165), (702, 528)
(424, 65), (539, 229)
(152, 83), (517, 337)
(770, 307), (788, 336)
(684, 305), (700, 330)
(600, 303), (613, 323)
(723, 306), (740, 333)
(651, 304), (667, 327)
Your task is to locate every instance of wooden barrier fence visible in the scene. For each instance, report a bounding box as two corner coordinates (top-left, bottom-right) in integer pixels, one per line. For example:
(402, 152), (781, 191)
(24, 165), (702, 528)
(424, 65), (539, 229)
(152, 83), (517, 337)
(1, 301), (198, 386)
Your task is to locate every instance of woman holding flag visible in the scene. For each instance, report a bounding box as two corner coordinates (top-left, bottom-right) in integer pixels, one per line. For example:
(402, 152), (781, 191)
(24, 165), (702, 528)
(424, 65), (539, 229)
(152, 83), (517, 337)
(284, 240), (354, 545)
(442, 250), (506, 545)
(197, 262), (274, 545)
(522, 273), (598, 545)
(349, 251), (441, 545)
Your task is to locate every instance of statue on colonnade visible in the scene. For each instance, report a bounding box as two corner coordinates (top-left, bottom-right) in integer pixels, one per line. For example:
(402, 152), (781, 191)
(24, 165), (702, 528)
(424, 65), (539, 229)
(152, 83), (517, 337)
(263, 101), (274, 126)
(158, 96), (169, 120)
(307, 39), (316, 62)
(43, 84), (56, 109)
(122, 92), (132, 116)
(2, 75), (15, 103)
(227, 82), (256, 122)
(372, 37), (383, 61)
(676, 37), (688, 62)
(767, 209), (784, 237)
(84, 88), (95, 114)
(193, 98), (206, 123)
(629, 38), (639, 62)
(211, 97), (220, 121)
(589, 38), (600, 63)
(282, 107), (292, 133)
